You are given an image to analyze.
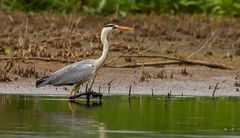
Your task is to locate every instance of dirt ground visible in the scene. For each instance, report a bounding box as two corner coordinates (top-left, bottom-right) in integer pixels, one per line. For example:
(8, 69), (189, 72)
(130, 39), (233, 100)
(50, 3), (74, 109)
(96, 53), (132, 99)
(0, 12), (239, 96)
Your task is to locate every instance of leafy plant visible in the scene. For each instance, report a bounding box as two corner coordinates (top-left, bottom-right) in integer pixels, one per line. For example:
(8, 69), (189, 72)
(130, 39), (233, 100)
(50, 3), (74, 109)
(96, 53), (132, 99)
(1, 0), (240, 16)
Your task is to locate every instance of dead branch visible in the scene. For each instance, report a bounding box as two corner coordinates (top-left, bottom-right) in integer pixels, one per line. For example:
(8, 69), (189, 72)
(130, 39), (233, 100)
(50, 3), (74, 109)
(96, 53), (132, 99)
(0, 57), (75, 63)
(121, 55), (178, 59)
(116, 54), (234, 69)
(107, 61), (180, 68)
(107, 57), (233, 69)
(0, 54), (233, 70)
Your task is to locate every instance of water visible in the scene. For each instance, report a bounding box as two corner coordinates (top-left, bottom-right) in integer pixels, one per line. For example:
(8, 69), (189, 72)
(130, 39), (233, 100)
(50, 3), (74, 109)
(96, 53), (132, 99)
(0, 95), (240, 138)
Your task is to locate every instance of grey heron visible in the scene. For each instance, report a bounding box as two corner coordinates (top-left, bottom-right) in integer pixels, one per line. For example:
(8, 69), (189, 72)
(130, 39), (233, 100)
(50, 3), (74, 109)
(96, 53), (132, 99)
(36, 24), (133, 97)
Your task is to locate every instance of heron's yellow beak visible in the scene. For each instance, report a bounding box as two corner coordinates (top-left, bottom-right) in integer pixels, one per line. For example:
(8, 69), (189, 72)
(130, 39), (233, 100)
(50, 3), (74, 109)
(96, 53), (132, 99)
(114, 26), (133, 31)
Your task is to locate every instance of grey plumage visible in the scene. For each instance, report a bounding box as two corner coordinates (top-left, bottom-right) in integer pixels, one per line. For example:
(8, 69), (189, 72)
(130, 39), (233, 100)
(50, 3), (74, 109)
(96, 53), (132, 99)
(36, 59), (96, 88)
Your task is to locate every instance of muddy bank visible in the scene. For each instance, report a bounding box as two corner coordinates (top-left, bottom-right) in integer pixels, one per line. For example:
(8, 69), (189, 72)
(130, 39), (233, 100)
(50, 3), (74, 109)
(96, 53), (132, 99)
(0, 66), (239, 96)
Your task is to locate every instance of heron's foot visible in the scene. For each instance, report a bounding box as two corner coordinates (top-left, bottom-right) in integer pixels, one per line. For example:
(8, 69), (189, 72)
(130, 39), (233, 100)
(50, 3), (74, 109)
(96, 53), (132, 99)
(68, 84), (81, 97)
(68, 91), (103, 100)
(68, 89), (76, 97)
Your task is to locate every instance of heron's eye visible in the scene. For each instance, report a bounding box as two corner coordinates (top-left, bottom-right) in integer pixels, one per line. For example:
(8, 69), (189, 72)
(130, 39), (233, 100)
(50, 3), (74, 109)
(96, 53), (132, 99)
(113, 26), (117, 30)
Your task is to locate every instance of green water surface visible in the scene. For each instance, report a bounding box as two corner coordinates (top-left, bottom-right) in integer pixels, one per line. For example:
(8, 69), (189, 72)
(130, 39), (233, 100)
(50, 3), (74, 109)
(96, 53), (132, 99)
(0, 95), (240, 138)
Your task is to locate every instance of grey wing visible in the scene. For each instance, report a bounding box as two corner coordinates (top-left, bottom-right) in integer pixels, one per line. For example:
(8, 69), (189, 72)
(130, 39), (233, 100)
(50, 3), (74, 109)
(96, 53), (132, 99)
(49, 60), (96, 86)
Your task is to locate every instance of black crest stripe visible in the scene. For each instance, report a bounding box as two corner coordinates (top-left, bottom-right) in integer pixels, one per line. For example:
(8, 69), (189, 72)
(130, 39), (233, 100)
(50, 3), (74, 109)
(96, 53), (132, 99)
(104, 24), (115, 27)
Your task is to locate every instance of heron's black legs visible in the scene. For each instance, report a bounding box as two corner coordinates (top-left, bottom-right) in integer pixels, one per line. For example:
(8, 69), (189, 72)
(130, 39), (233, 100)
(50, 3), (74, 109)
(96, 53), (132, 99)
(88, 73), (97, 92)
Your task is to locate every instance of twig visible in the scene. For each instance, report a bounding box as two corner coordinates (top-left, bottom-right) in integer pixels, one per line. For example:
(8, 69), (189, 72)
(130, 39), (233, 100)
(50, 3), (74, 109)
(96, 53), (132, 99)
(212, 82), (219, 98)
(104, 49), (134, 66)
(187, 32), (216, 59)
(104, 55), (123, 66)
(167, 91), (172, 99)
(140, 63), (146, 81)
(107, 79), (113, 93)
(235, 75), (239, 80)
(137, 46), (153, 55)
(151, 89), (154, 97)
(104, 46), (152, 66)
(85, 84), (88, 93)
(128, 86), (132, 97)
(107, 79), (113, 86)
(108, 84), (111, 93)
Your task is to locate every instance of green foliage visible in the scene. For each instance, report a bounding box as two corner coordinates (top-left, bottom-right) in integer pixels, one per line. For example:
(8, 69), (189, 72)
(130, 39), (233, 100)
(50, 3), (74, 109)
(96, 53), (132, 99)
(1, 0), (82, 14)
(1, 0), (240, 16)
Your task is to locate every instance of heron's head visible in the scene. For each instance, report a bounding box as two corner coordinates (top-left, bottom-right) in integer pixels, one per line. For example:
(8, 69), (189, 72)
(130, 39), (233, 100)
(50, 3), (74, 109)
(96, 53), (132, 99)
(101, 24), (133, 41)
(103, 24), (133, 32)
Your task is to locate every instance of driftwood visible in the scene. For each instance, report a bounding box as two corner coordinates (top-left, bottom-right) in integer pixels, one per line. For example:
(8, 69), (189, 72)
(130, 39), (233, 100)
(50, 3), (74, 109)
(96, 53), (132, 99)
(108, 55), (234, 70)
(107, 61), (180, 68)
(0, 54), (234, 70)
(0, 57), (75, 63)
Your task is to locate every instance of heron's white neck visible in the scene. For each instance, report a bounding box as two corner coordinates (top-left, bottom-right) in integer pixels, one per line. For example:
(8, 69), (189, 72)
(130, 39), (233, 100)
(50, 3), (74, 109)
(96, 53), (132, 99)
(95, 28), (111, 69)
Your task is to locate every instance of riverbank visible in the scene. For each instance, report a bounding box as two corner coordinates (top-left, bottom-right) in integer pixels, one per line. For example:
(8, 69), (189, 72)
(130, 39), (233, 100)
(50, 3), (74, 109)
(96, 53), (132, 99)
(0, 66), (239, 96)
(0, 12), (239, 96)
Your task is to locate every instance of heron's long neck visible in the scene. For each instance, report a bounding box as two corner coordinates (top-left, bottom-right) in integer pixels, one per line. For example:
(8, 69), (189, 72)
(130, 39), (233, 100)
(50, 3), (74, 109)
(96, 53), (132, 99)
(95, 29), (109, 69)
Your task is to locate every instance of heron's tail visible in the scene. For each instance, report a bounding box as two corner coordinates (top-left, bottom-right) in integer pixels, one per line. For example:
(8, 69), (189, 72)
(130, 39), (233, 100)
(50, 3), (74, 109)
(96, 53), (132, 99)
(36, 76), (51, 88)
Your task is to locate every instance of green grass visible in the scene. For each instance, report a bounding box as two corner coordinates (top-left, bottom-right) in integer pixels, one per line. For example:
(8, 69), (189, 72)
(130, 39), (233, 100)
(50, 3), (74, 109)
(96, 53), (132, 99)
(1, 0), (240, 16)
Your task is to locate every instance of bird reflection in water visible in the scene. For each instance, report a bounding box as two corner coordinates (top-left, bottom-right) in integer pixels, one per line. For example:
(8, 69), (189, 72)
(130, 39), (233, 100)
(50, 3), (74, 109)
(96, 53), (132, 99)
(67, 99), (105, 138)
(0, 94), (10, 106)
